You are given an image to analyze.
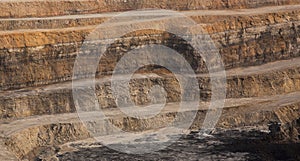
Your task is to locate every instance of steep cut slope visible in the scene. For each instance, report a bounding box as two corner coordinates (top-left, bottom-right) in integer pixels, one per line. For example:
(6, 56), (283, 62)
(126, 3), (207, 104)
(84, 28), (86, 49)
(0, 2), (299, 160)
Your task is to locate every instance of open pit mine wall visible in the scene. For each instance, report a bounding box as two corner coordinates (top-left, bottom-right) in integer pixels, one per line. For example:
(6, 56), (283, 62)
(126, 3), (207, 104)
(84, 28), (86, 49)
(0, 11), (299, 92)
(0, 0), (299, 18)
(4, 94), (300, 160)
(1, 9), (300, 120)
(0, 2), (300, 160)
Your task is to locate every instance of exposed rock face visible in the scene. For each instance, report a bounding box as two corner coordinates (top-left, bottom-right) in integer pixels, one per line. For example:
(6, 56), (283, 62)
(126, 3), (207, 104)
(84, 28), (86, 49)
(4, 123), (90, 159)
(1, 0), (299, 18)
(0, 1), (299, 160)
(1, 9), (300, 90)
(268, 119), (300, 142)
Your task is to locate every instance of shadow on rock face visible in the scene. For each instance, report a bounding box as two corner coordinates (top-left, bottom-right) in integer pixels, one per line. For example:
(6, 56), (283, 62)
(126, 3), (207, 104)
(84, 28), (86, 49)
(54, 129), (300, 161)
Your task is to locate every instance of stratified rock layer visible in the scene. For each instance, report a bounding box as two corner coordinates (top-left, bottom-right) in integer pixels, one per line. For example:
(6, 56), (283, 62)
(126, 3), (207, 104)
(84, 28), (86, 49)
(0, 2), (299, 160)
(1, 6), (300, 90)
(1, 0), (299, 18)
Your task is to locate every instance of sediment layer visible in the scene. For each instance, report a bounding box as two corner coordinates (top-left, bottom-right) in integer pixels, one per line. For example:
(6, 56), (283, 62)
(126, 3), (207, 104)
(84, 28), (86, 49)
(0, 2), (299, 160)
(1, 0), (299, 18)
(1, 6), (300, 90)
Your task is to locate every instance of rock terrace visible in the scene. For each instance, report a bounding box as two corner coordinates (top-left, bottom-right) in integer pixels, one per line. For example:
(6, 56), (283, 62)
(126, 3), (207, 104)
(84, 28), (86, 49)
(0, 1), (299, 160)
